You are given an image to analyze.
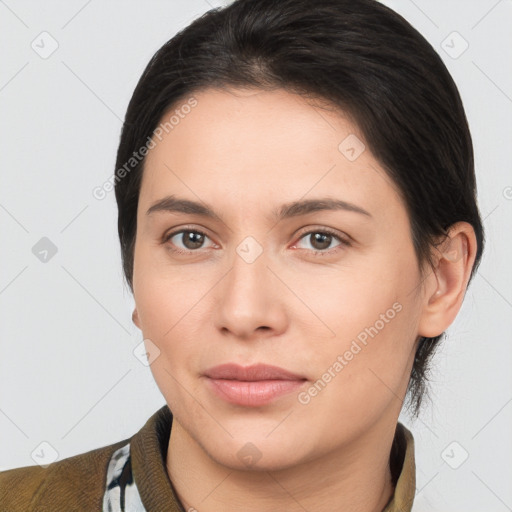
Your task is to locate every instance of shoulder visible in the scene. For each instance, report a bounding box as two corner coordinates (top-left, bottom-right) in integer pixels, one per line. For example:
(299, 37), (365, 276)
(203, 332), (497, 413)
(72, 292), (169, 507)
(0, 437), (130, 512)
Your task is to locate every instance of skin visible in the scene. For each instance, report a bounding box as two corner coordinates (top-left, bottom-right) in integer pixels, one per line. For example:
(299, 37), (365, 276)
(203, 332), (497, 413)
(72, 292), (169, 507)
(131, 87), (477, 512)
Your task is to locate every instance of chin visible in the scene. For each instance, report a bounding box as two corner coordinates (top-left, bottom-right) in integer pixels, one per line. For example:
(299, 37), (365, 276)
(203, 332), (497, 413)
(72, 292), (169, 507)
(201, 435), (310, 473)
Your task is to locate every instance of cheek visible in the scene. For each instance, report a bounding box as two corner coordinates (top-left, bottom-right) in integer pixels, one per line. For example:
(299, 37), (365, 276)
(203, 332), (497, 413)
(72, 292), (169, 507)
(296, 301), (418, 434)
(286, 252), (415, 343)
(133, 265), (208, 413)
(299, 283), (414, 387)
(133, 241), (205, 337)
(132, 255), (218, 396)
(293, 249), (421, 389)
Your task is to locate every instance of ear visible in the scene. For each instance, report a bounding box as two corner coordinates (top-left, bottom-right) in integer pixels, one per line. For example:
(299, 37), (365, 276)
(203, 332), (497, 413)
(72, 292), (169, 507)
(132, 308), (141, 329)
(417, 222), (478, 338)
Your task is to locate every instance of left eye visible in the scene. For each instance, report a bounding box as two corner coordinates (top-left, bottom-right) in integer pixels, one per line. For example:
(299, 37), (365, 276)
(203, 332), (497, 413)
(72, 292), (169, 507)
(293, 230), (348, 252)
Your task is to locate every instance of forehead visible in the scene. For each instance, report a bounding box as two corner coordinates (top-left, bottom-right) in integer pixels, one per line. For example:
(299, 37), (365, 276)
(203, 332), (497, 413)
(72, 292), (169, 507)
(139, 87), (405, 224)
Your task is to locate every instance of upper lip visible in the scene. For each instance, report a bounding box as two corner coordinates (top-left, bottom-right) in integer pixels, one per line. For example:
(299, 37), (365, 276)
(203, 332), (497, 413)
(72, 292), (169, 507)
(204, 363), (306, 381)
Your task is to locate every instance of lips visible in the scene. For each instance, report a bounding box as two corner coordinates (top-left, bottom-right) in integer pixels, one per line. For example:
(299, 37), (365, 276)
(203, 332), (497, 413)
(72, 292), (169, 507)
(203, 363), (307, 407)
(204, 363), (306, 381)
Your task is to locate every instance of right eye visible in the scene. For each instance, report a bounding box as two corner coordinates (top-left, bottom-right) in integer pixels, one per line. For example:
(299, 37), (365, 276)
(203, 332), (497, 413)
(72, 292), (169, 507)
(163, 228), (217, 254)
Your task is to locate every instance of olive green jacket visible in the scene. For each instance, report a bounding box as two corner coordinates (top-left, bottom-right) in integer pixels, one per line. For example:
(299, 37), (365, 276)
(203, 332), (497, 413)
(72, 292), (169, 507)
(0, 406), (416, 511)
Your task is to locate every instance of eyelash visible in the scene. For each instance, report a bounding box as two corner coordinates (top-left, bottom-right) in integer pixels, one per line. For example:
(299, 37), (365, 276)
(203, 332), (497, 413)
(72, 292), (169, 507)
(162, 226), (351, 256)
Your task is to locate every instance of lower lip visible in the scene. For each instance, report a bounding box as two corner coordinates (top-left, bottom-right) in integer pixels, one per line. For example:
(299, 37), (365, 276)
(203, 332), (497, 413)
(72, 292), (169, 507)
(206, 378), (306, 407)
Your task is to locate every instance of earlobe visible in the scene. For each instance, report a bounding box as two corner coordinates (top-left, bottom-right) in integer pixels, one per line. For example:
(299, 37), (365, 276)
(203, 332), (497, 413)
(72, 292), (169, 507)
(417, 222), (477, 338)
(132, 308), (141, 329)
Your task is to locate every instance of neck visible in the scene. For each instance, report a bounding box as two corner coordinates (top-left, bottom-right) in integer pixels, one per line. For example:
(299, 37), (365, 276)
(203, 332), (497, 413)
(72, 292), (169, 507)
(166, 416), (398, 512)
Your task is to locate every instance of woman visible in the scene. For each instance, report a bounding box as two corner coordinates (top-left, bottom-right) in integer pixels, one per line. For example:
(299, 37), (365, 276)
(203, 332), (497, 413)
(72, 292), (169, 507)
(0, 0), (484, 510)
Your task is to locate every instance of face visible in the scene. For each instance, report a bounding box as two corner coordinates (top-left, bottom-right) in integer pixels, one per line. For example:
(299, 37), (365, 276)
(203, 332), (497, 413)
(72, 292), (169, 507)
(132, 87), (425, 471)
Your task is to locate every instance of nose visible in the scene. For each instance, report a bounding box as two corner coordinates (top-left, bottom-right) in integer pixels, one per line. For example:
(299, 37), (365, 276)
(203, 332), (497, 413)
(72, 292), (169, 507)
(212, 246), (288, 340)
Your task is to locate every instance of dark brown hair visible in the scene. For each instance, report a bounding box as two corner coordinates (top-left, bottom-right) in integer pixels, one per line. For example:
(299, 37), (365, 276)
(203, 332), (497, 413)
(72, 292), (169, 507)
(114, 0), (484, 418)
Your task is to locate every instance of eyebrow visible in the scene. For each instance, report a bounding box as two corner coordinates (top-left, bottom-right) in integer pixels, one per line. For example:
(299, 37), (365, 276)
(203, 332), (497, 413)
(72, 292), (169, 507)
(146, 195), (372, 220)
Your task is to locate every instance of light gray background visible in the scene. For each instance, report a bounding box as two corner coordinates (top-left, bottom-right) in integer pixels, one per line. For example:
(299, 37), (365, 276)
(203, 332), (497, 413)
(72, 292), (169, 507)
(1, 0), (511, 510)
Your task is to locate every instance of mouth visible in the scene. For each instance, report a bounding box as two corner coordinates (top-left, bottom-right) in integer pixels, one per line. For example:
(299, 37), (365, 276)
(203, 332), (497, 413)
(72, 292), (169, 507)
(203, 363), (308, 407)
